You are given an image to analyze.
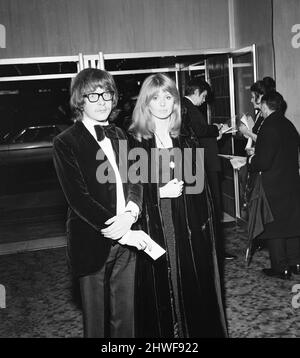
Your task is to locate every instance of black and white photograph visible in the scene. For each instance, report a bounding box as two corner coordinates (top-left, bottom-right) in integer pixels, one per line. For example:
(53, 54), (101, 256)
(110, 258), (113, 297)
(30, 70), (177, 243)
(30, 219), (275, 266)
(0, 0), (299, 341)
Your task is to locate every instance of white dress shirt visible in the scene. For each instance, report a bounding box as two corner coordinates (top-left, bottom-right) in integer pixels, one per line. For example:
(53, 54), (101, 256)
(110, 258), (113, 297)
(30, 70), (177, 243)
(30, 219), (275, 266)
(82, 118), (139, 243)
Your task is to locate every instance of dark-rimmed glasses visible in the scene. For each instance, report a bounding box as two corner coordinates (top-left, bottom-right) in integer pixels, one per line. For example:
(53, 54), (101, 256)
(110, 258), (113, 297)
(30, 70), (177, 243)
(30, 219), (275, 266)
(83, 91), (114, 103)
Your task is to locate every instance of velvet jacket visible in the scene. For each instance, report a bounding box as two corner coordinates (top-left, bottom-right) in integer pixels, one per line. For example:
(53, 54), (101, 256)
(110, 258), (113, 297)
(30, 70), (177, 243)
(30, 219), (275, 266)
(130, 129), (228, 338)
(53, 121), (142, 277)
(181, 96), (221, 172)
(249, 111), (300, 239)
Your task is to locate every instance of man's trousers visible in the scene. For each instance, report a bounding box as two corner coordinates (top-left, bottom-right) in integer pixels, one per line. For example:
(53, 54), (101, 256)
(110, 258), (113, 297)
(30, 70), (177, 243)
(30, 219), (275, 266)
(79, 244), (136, 338)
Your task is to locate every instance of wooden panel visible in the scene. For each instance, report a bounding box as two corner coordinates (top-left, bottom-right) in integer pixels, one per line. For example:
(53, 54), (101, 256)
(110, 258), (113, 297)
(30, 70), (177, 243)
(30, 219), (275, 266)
(273, 0), (300, 133)
(0, 0), (229, 58)
(232, 0), (274, 79)
(231, 0), (300, 132)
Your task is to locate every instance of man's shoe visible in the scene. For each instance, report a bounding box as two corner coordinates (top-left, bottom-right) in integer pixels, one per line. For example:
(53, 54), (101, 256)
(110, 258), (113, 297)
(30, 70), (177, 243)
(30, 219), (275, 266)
(225, 252), (237, 260)
(262, 268), (291, 280)
(290, 264), (300, 275)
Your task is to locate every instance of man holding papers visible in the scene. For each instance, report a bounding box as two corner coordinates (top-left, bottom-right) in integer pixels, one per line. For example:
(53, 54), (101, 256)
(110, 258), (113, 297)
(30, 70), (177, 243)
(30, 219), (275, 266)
(248, 91), (300, 280)
(182, 79), (235, 261)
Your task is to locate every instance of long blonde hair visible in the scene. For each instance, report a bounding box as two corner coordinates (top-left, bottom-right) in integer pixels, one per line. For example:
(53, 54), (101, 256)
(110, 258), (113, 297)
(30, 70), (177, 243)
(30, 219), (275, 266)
(129, 74), (181, 140)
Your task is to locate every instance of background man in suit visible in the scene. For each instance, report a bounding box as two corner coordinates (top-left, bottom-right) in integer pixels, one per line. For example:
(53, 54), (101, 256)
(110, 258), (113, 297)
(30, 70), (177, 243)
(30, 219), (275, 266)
(53, 68), (151, 337)
(249, 91), (300, 280)
(181, 79), (235, 261)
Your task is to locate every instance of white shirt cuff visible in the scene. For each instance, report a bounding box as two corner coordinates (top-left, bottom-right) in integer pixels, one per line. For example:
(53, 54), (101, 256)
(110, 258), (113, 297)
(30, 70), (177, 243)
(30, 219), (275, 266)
(125, 201), (140, 222)
(125, 201), (140, 215)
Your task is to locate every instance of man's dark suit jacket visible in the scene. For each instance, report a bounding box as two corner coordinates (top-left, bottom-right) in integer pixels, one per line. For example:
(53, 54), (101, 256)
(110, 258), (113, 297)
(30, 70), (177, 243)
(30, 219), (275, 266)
(182, 96), (221, 172)
(249, 110), (300, 239)
(53, 121), (142, 277)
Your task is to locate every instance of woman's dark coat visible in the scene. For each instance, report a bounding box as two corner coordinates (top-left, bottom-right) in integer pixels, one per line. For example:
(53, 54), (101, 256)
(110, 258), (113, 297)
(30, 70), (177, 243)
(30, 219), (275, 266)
(131, 130), (227, 338)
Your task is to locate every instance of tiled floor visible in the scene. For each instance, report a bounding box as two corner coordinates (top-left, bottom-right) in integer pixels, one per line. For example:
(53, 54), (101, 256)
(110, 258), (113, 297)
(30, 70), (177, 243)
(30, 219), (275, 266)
(0, 223), (300, 338)
(224, 224), (300, 338)
(0, 189), (67, 254)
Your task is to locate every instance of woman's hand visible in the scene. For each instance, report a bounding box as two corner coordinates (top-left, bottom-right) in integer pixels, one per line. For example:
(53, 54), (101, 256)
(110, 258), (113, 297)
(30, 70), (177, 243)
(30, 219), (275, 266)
(159, 178), (184, 198)
(101, 212), (135, 240)
(246, 147), (255, 156)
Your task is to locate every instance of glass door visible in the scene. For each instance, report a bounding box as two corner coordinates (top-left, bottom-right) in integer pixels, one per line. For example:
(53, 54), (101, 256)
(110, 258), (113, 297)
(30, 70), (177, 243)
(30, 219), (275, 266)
(176, 58), (206, 98)
(228, 44), (257, 218)
(204, 45), (257, 219)
(204, 53), (234, 218)
(103, 53), (208, 131)
(228, 44), (257, 156)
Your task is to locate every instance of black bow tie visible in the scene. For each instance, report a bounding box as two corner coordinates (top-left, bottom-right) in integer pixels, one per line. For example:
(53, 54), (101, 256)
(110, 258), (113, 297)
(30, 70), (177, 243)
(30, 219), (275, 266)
(94, 124), (117, 141)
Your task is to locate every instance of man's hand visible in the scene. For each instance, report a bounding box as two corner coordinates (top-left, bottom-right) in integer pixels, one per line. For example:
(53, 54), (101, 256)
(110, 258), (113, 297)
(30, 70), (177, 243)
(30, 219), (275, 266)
(121, 230), (153, 251)
(159, 178), (184, 198)
(220, 123), (230, 133)
(101, 212), (135, 240)
(213, 123), (223, 130)
(214, 123), (231, 140)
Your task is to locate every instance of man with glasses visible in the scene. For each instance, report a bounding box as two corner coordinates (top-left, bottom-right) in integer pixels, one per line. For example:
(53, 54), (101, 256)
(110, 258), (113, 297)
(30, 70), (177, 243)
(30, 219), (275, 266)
(53, 68), (151, 338)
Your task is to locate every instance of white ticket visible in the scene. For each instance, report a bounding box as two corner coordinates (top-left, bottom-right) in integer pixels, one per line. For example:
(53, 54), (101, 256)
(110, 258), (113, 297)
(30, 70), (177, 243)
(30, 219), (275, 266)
(144, 238), (166, 260)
